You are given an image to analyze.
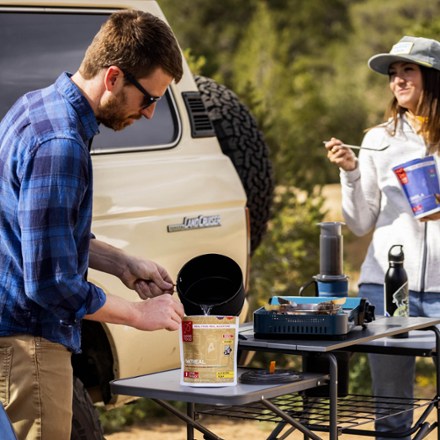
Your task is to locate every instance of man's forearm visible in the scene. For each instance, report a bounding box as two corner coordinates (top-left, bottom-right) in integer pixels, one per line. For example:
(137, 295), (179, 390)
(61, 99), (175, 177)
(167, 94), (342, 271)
(85, 293), (135, 326)
(89, 238), (126, 278)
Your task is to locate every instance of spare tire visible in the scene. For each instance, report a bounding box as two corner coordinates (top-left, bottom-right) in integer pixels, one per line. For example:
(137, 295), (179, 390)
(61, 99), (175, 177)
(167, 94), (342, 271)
(195, 76), (273, 254)
(71, 376), (105, 440)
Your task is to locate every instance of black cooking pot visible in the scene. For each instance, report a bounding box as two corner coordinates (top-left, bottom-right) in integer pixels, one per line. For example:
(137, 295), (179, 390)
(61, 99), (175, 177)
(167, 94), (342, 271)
(176, 254), (245, 316)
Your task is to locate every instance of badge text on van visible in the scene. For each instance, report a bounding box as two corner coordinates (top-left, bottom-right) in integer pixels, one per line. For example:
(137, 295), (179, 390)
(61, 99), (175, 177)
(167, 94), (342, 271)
(167, 215), (222, 232)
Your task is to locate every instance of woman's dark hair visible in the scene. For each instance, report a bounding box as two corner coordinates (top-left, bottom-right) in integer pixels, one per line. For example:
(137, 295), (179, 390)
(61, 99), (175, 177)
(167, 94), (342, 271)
(385, 65), (440, 152)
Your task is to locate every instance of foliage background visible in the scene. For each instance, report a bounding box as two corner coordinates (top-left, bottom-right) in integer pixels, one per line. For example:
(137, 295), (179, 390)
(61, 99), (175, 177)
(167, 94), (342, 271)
(160, 0), (440, 303)
(101, 0), (440, 431)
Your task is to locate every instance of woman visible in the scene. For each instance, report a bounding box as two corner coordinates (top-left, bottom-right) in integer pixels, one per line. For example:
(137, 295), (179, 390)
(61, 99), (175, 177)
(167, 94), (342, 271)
(325, 35), (440, 440)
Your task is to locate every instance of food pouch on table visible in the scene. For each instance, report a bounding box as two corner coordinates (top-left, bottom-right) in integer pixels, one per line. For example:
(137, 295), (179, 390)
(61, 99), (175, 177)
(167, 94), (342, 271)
(180, 315), (239, 386)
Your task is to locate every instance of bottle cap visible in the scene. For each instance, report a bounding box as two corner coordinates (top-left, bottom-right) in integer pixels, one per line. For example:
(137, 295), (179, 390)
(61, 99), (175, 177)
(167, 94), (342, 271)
(388, 244), (404, 263)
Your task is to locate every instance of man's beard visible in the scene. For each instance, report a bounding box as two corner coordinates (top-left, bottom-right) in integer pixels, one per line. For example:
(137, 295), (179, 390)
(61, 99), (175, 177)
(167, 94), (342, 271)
(96, 90), (141, 131)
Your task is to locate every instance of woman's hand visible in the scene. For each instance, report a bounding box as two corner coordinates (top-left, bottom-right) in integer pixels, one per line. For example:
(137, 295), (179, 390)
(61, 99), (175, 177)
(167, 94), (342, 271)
(419, 213), (440, 221)
(419, 195), (440, 222)
(324, 138), (357, 172)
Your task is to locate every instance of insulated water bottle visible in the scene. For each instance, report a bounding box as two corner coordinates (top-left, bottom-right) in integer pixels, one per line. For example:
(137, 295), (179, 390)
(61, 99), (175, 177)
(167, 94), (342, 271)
(384, 244), (409, 338)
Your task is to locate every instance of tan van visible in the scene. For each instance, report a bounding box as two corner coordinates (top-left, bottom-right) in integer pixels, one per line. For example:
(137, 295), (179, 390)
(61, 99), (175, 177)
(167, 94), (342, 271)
(0, 1), (273, 437)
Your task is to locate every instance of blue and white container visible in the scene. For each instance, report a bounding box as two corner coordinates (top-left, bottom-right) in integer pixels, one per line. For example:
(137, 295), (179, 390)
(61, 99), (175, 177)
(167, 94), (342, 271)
(393, 156), (440, 219)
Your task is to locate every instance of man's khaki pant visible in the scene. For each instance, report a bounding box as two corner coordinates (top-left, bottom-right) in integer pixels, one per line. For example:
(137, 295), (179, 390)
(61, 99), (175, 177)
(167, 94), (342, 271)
(0, 335), (73, 440)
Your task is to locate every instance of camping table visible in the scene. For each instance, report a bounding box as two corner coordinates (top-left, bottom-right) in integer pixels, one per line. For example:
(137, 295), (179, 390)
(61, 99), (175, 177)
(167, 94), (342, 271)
(111, 367), (328, 440)
(235, 316), (440, 439)
(111, 316), (440, 440)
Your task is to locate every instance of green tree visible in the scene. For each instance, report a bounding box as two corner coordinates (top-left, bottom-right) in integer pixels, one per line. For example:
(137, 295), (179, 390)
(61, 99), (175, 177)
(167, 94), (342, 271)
(161, 0), (440, 188)
(159, 0), (258, 81)
(228, 0), (354, 189)
(249, 187), (326, 309)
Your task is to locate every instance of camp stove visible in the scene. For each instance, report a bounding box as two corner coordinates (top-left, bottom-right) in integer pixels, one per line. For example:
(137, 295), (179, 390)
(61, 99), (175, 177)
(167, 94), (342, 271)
(253, 296), (375, 339)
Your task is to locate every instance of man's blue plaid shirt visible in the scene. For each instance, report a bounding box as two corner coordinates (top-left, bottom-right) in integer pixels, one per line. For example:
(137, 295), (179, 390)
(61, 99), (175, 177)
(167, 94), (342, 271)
(0, 73), (106, 353)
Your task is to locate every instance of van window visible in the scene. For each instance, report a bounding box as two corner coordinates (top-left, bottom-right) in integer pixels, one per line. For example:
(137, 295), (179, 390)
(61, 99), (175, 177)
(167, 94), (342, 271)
(0, 10), (180, 153)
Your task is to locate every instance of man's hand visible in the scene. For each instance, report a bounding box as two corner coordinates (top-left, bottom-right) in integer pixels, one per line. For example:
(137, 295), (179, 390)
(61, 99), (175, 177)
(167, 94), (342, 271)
(122, 256), (174, 299)
(85, 293), (184, 331)
(88, 239), (174, 299)
(132, 294), (184, 331)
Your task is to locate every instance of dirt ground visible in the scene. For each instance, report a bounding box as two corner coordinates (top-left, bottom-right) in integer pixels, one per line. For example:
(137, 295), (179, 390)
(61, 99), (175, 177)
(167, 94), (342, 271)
(105, 416), (274, 440)
(106, 406), (438, 439)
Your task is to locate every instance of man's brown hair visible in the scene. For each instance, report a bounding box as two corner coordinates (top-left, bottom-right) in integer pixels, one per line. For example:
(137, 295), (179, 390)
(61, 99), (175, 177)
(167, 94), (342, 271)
(80, 10), (183, 83)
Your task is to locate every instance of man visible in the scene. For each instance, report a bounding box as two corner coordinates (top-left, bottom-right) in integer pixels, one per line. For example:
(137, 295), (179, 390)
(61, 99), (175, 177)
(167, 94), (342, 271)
(0, 10), (184, 440)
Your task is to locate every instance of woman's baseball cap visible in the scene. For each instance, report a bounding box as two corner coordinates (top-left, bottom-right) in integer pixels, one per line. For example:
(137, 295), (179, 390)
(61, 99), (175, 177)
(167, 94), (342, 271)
(368, 35), (440, 75)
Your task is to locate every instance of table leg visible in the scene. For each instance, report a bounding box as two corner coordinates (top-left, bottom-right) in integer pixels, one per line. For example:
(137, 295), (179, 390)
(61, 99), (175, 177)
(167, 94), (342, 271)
(262, 352), (338, 440)
(261, 398), (322, 440)
(326, 352), (338, 440)
(432, 326), (440, 440)
(187, 402), (194, 440)
(151, 399), (223, 440)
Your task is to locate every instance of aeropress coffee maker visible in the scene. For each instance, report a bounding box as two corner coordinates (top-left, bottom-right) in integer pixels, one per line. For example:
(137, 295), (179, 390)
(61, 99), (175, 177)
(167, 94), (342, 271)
(300, 221), (350, 396)
(299, 221), (349, 297)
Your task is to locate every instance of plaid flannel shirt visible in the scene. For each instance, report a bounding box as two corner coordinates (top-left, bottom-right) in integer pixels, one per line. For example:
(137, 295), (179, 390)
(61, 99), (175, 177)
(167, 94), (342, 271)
(0, 72), (106, 353)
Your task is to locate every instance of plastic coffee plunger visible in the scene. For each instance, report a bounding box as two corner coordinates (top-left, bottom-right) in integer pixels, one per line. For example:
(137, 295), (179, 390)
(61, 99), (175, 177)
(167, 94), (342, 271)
(316, 222), (348, 297)
(299, 221), (348, 297)
(319, 222), (344, 278)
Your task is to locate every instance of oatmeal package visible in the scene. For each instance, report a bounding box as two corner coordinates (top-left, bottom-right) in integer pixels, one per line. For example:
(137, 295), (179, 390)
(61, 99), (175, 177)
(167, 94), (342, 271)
(180, 315), (239, 386)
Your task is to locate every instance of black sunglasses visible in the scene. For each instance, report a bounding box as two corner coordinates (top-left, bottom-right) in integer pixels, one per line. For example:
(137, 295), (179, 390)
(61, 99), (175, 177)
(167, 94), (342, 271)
(121, 69), (162, 110)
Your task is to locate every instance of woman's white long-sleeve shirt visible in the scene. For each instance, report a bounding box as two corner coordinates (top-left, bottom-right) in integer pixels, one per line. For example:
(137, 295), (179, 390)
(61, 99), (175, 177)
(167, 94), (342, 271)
(340, 115), (440, 292)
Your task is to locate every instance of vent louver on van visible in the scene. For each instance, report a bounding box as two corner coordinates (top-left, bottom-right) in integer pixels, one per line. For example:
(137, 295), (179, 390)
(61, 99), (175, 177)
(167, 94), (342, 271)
(182, 91), (215, 138)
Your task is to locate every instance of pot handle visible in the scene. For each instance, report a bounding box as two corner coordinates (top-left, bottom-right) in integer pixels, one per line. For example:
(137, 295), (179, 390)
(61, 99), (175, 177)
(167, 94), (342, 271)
(298, 279), (318, 297)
